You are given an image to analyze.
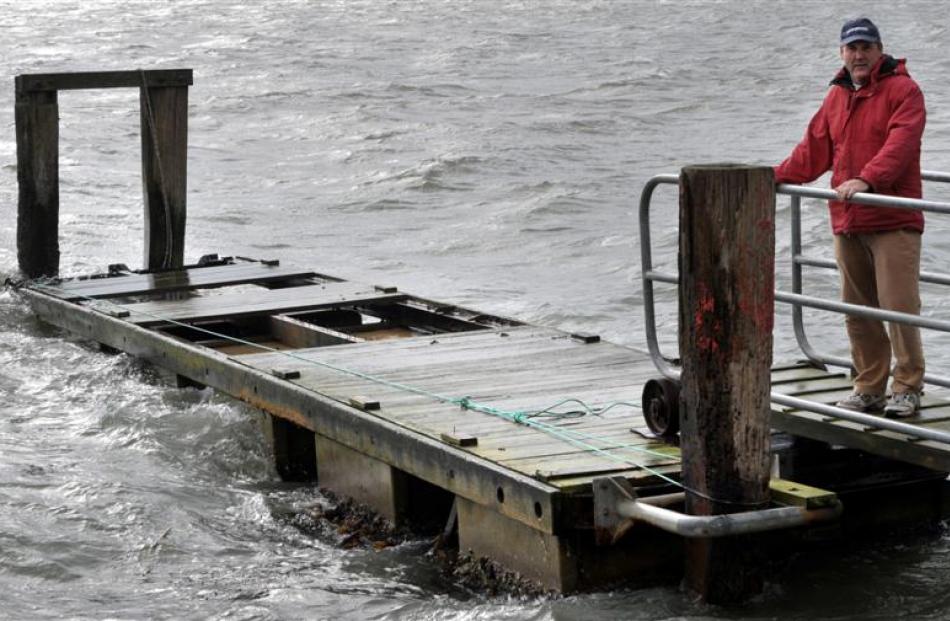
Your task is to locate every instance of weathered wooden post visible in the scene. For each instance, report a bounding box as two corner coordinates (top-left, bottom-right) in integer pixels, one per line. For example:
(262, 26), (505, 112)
(140, 82), (188, 270)
(15, 83), (60, 278)
(14, 70), (191, 278)
(678, 164), (775, 604)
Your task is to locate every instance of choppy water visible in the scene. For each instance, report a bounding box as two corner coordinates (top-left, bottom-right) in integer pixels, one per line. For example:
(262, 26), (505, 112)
(4, 1), (950, 619)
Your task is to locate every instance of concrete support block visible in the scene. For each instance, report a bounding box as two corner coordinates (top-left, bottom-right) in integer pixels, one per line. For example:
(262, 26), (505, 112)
(315, 434), (407, 524)
(457, 496), (577, 591)
(457, 497), (683, 593)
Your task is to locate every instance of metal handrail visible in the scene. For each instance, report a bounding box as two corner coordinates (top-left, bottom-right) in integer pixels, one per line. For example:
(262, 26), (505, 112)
(638, 171), (950, 444)
(781, 179), (950, 388)
(923, 169), (950, 183)
(639, 173), (680, 381)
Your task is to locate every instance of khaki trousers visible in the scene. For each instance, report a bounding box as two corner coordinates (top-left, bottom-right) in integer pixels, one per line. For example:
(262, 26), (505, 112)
(833, 229), (925, 395)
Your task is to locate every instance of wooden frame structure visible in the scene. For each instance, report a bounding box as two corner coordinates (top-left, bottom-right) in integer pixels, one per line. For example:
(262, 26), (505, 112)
(15, 69), (192, 277)
(12, 71), (950, 602)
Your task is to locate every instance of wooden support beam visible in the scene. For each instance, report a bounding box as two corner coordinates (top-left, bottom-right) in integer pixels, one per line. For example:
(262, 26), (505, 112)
(141, 84), (188, 270)
(16, 69), (192, 93)
(315, 435), (408, 524)
(15, 89), (59, 278)
(678, 164), (775, 604)
(15, 69), (192, 276)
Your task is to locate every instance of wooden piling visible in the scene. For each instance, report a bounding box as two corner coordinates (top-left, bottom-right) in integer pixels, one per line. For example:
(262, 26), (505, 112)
(677, 164), (775, 604)
(14, 70), (192, 276)
(15, 87), (60, 278)
(140, 84), (188, 270)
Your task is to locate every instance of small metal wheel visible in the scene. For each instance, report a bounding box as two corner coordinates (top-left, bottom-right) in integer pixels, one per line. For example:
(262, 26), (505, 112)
(641, 377), (681, 438)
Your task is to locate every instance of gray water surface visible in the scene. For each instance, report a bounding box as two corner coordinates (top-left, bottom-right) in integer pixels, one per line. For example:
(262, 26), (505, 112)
(3, 1), (950, 619)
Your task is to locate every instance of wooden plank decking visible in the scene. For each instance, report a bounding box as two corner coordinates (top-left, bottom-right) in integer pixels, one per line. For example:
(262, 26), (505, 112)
(19, 258), (950, 593)
(23, 260), (950, 486)
(50, 261), (330, 300)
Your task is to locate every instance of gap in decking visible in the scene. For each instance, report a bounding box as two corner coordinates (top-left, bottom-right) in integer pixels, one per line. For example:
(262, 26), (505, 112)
(152, 297), (515, 357)
(401, 471), (456, 535)
(271, 415), (318, 482)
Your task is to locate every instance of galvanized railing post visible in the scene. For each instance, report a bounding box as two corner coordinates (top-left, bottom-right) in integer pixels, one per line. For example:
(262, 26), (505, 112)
(637, 170), (950, 443)
(639, 174), (680, 380)
(789, 194), (823, 366)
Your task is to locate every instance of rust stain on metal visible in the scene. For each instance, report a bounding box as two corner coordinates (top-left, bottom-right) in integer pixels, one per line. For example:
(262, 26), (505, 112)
(237, 387), (314, 431)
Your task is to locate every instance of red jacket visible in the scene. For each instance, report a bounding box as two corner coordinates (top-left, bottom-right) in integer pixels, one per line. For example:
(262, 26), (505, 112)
(775, 55), (925, 234)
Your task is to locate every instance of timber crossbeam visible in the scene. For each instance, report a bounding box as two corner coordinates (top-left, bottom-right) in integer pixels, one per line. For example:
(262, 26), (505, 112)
(15, 69), (193, 95)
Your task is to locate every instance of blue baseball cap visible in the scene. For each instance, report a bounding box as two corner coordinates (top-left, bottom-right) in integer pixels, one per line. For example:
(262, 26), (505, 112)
(841, 17), (881, 45)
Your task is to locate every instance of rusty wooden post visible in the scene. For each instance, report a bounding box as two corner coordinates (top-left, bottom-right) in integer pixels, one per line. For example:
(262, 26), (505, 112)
(140, 84), (188, 270)
(678, 164), (775, 604)
(15, 84), (60, 278)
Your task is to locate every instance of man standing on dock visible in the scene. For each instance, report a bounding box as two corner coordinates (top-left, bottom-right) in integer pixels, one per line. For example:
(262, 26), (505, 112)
(775, 17), (926, 418)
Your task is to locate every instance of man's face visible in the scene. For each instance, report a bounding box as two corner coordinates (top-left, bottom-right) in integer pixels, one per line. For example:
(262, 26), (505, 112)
(840, 41), (883, 85)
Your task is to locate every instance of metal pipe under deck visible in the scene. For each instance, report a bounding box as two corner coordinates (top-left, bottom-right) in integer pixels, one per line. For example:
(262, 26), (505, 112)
(618, 498), (843, 538)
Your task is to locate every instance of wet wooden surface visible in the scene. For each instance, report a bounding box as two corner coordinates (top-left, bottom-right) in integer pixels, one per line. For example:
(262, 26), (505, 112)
(239, 326), (950, 482)
(40, 262), (325, 300)
(239, 325), (680, 486)
(24, 262), (950, 490)
(86, 281), (404, 326)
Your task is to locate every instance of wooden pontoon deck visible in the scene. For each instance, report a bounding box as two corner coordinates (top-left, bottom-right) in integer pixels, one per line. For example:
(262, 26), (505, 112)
(17, 258), (950, 590)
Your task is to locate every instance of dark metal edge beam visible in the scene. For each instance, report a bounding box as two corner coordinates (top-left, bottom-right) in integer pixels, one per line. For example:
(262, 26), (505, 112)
(21, 288), (564, 534)
(16, 69), (193, 93)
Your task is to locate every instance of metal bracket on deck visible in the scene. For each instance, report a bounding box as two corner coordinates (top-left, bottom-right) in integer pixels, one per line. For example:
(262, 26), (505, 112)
(594, 476), (640, 545)
(593, 476), (843, 546)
